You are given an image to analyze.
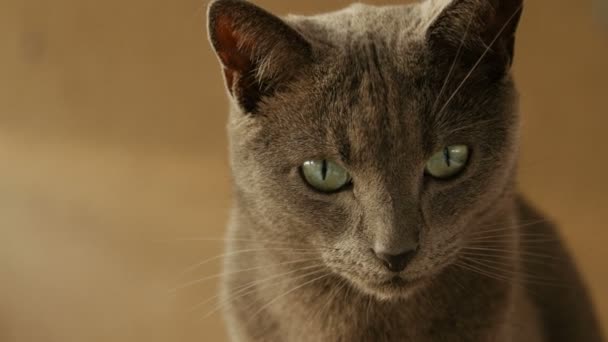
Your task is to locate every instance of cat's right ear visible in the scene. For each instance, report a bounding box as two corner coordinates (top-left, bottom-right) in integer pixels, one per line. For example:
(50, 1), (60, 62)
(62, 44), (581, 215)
(207, 0), (312, 114)
(425, 0), (523, 73)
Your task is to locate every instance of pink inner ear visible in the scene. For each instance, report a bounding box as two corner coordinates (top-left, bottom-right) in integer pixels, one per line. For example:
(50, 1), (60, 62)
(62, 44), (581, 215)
(213, 14), (254, 96)
(214, 15), (253, 73)
(212, 12), (262, 111)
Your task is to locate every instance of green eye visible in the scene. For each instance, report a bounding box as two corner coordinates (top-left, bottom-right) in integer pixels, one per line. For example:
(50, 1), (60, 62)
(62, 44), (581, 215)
(425, 145), (470, 179)
(301, 160), (352, 193)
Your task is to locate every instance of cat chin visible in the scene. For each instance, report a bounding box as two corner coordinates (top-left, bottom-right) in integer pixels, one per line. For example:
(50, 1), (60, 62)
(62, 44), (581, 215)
(348, 275), (426, 302)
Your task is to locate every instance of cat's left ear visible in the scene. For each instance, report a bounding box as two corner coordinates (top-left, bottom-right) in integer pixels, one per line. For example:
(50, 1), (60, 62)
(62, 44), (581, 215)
(426, 0), (523, 70)
(207, 0), (313, 114)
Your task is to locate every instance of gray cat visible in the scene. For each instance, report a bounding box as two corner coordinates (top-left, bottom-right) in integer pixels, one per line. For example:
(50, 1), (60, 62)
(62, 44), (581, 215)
(206, 0), (604, 341)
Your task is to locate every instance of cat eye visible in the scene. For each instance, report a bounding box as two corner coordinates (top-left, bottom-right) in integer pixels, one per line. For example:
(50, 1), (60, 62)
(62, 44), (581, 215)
(301, 160), (352, 193)
(425, 145), (470, 179)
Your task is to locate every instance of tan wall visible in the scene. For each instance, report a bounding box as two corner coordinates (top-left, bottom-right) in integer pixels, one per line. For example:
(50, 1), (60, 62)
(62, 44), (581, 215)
(0, 0), (606, 341)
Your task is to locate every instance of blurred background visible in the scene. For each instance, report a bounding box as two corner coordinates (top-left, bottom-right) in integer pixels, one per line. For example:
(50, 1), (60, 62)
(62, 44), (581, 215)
(0, 0), (606, 341)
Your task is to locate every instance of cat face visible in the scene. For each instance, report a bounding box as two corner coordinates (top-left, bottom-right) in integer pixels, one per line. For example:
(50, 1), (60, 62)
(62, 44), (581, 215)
(209, 0), (522, 300)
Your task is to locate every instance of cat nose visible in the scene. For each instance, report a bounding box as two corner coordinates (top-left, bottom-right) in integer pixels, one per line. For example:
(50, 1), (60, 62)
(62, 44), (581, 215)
(372, 246), (418, 273)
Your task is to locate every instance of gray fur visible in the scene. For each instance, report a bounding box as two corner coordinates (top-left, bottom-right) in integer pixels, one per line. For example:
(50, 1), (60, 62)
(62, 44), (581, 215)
(207, 0), (604, 341)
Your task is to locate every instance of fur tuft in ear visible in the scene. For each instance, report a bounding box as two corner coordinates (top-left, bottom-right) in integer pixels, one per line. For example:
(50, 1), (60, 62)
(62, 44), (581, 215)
(207, 0), (312, 113)
(426, 0), (523, 70)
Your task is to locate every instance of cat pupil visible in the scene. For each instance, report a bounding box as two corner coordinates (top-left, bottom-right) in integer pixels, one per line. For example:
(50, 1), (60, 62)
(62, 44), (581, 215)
(321, 160), (328, 181)
(443, 147), (451, 167)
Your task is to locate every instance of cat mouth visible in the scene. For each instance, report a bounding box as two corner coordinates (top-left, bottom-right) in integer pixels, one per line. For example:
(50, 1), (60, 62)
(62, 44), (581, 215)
(368, 275), (424, 298)
(377, 276), (411, 288)
(337, 268), (425, 299)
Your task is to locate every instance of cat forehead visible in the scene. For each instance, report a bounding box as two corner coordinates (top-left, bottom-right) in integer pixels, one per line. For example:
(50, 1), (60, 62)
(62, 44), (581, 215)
(245, 1), (516, 161)
(286, 3), (427, 44)
(284, 3), (432, 82)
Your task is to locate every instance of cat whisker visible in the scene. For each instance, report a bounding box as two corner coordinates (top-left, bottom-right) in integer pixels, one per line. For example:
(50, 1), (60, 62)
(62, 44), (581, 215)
(462, 246), (562, 260)
(431, 10), (474, 117)
(174, 237), (338, 250)
(482, 218), (548, 228)
(306, 277), (348, 332)
(178, 248), (321, 278)
(459, 256), (567, 287)
(447, 269), (468, 293)
(436, 3), (523, 118)
(455, 259), (549, 288)
(192, 275), (268, 314)
(469, 240), (558, 247)
(454, 261), (513, 284)
(246, 272), (332, 323)
(468, 233), (557, 242)
(465, 255), (521, 270)
(203, 266), (328, 319)
(469, 240), (559, 247)
(469, 219), (549, 237)
(443, 118), (503, 136)
(199, 265), (327, 317)
(171, 256), (323, 293)
(457, 263), (563, 292)
(459, 251), (555, 267)
(365, 293), (373, 327)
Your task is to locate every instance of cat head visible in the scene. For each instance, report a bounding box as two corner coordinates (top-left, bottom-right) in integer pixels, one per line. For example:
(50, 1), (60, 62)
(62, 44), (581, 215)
(208, 0), (522, 300)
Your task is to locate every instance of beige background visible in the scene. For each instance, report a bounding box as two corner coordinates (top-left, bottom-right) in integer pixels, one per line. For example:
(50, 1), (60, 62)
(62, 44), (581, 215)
(0, 0), (606, 341)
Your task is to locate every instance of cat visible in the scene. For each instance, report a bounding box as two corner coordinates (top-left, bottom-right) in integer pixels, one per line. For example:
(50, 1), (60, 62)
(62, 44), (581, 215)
(206, 0), (604, 341)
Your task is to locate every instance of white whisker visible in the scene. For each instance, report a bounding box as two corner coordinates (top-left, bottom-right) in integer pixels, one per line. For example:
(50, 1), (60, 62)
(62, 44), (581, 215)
(469, 233), (556, 242)
(247, 272), (332, 323)
(454, 261), (512, 284)
(463, 246), (561, 260)
(459, 251), (548, 266)
(431, 11), (474, 117)
(444, 118), (502, 135)
(460, 256), (565, 286)
(171, 256), (322, 293)
(178, 247), (320, 278)
(469, 219), (548, 237)
(306, 277), (347, 332)
(435, 3), (524, 118)
(174, 237), (337, 250)
(201, 266), (327, 318)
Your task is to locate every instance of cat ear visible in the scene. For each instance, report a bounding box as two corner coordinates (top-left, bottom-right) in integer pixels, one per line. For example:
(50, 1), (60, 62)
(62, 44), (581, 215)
(426, 0), (523, 70)
(207, 0), (312, 114)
